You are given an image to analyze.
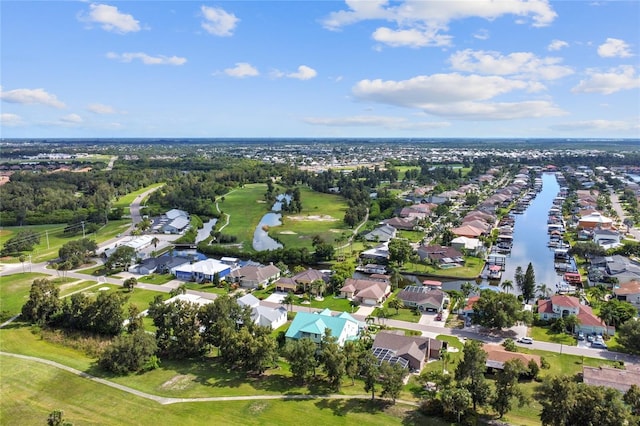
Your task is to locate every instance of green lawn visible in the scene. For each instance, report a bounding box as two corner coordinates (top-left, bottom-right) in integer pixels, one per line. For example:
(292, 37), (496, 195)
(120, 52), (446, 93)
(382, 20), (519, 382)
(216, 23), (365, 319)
(0, 272), (49, 320)
(375, 307), (422, 323)
(58, 280), (100, 297)
(529, 326), (577, 345)
(396, 230), (425, 243)
(77, 284), (169, 313)
(183, 282), (229, 295)
(403, 256), (484, 279)
(1, 355), (433, 426)
(273, 187), (350, 250)
(216, 184), (271, 251)
(113, 182), (165, 212)
(138, 273), (175, 285)
(295, 295), (354, 313)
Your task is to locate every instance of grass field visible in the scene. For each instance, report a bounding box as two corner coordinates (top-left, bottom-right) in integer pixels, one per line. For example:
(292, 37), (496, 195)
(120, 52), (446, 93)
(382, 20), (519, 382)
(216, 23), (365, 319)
(0, 220), (130, 263)
(529, 326), (577, 345)
(0, 272), (49, 320)
(1, 355), (434, 426)
(137, 274), (175, 285)
(217, 184), (271, 251)
(80, 284), (169, 313)
(113, 183), (165, 212)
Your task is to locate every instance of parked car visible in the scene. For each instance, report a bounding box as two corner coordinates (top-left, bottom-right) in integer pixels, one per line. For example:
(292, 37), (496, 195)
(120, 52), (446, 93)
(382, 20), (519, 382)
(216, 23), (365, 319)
(577, 331), (585, 341)
(435, 312), (443, 321)
(586, 334), (595, 343)
(591, 341), (608, 349)
(517, 337), (534, 344)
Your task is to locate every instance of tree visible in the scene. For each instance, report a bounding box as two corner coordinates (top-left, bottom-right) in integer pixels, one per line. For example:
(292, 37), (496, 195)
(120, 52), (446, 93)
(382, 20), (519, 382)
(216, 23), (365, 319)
(321, 331), (346, 391)
(471, 291), (523, 330)
(455, 339), (491, 411)
(360, 351), (379, 400)
(105, 245), (136, 272)
(563, 314), (580, 335)
(537, 283), (550, 299)
(379, 361), (407, 404)
(282, 292), (295, 312)
(461, 281), (474, 298)
(1, 229), (40, 255)
(388, 297), (403, 314)
(284, 338), (317, 384)
(19, 254), (26, 273)
(441, 387), (471, 424)
(98, 330), (158, 374)
(388, 266), (404, 291)
(58, 238), (98, 268)
(47, 409), (72, 426)
(126, 304), (144, 334)
(149, 298), (205, 359)
(624, 384), (640, 416)
(519, 263), (536, 303)
(123, 277), (137, 292)
(21, 278), (61, 325)
(90, 291), (126, 335)
(418, 369), (453, 393)
(598, 299), (637, 328)
(491, 359), (527, 418)
(617, 318), (640, 354)
(388, 238), (413, 266)
(537, 376), (576, 426)
(311, 279), (326, 299)
(500, 279), (514, 294)
(343, 340), (362, 385)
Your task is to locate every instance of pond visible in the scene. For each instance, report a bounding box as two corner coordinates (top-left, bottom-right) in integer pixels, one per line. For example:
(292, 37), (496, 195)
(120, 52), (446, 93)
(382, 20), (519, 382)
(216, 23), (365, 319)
(252, 194), (292, 251)
(195, 217), (218, 244)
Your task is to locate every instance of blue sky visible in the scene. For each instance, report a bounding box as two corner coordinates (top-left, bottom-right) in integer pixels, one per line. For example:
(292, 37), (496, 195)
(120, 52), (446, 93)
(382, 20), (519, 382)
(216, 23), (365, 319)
(1, 1), (639, 139)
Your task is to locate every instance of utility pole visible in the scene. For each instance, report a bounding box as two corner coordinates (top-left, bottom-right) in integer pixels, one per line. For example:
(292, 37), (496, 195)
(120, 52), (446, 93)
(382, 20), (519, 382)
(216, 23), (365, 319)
(81, 221), (86, 238)
(46, 230), (50, 249)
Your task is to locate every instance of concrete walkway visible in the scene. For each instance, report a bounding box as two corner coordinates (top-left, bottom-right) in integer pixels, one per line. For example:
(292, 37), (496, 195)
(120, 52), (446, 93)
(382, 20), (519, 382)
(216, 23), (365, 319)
(0, 351), (418, 407)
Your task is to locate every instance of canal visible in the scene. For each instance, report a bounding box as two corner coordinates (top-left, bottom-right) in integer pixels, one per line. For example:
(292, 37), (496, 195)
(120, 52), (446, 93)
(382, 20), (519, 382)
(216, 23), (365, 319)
(502, 172), (563, 293)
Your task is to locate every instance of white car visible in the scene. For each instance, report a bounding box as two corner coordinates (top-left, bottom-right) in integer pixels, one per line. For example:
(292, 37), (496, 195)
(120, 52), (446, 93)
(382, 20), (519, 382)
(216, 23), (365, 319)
(517, 337), (534, 344)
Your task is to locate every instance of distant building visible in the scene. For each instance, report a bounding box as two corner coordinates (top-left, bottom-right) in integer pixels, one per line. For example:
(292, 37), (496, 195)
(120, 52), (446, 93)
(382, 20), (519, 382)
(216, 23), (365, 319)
(537, 295), (615, 335)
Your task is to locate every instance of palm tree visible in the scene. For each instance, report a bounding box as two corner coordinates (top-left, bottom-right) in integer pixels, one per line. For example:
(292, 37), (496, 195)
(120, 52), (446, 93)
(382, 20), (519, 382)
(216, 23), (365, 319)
(311, 279), (326, 299)
(151, 237), (160, 250)
(537, 283), (550, 299)
(461, 281), (474, 298)
(500, 280), (514, 294)
(282, 292), (295, 312)
(388, 297), (403, 315)
(564, 314), (580, 335)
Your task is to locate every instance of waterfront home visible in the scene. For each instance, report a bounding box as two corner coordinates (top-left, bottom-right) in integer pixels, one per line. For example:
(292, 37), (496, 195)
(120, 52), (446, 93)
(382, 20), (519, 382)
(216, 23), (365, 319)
(171, 258), (231, 282)
(588, 255), (640, 285)
(360, 242), (390, 263)
(451, 224), (485, 238)
(290, 268), (329, 293)
(285, 309), (361, 346)
(537, 295), (615, 335)
(451, 236), (484, 254)
(372, 330), (443, 372)
(228, 263), (281, 289)
(340, 278), (390, 306)
(397, 286), (448, 312)
(383, 216), (416, 231)
(613, 280), (640, 311)
(592, 228), (621, 249)
(416, 245), (464, 267)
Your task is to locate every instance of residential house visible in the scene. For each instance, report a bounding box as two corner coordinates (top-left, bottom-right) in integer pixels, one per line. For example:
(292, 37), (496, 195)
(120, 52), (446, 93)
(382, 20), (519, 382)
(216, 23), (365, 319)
(578, 212), (614, 230)
(161, 209), (191, 234)
(397, 286), (448, 312)
(364, 224), (397, 242)
(228, 263), (281, 289)
(483, 344), (541, 371)
(614, 280), (640, 311)
(285, 309), (361, 346)
(416, 245), (464, 266)
(340, 278), (390, 306)
(583, 365), (640, 393)
(236, 294), (288, 330)
(451, 224), (485, 238)
(383, 216), (416, 231)
(589, 255), (640, 284)
(593, 228), (621, 249)
(460, 295), (480, 317)
(372, 330), (443, 372)
(451, 236), (484, 254)
(290, 268), (329, 293)
(537, 295), (615, 335)
(130, 254), (190, 275)
(171, 258), (231, 282)
(274, 277), (298, 293)
(355, 264), (387, 275)
(359, 242), (390, 263)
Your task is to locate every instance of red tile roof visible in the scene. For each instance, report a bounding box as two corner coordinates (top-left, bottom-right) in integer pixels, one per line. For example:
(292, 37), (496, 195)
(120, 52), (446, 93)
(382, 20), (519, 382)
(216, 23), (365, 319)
(550, 295), (581, 308)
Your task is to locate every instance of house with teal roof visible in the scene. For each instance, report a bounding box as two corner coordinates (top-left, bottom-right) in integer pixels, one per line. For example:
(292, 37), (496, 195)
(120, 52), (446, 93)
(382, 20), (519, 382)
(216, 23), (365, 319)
(285, 308), (362, 346)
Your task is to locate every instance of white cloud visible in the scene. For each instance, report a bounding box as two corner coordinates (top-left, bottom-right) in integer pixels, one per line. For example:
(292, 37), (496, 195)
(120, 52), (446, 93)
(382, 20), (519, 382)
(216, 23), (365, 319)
(303, 115), (450, 129)
(598, 38), (633, 58)
(352, 73), (566, 120)
(449, 49), (573, 80)
(322, 0), (556, 47)
(1, 113), (25, 126)
(372, 27), (452, 48)
(87, 103), (116, 114)
(0, 87), (65, 108)
(285, 65), (318, 80)
(550, 119), (639, 132)
(224, 62), (259, 78)
(473, 29), (490, 40)
(80, 3), (141, 34)
(106, 52), (187, 65)
(572, 65), (640, 94)
(60, 114), (83, 124)
(548, 39), (568, 51)
(201, 6), (239, 36)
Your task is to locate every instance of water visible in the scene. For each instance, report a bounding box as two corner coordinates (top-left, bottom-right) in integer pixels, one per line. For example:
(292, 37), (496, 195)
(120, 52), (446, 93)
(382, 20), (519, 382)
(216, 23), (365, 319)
(195, 218), (218, 243)
(252, 194), (291, 251)
(502, 173), (563, 292)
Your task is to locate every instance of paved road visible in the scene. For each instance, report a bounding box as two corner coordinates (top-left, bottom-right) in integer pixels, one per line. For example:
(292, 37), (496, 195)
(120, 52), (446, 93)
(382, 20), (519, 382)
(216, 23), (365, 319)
(610, 190), (640, 240)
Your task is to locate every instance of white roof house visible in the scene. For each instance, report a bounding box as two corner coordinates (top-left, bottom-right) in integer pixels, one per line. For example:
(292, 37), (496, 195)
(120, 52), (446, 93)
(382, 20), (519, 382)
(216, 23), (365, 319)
(237, 294), (288, 329)
(171, 258), (231, 282)
(166, 209), (189, 220)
